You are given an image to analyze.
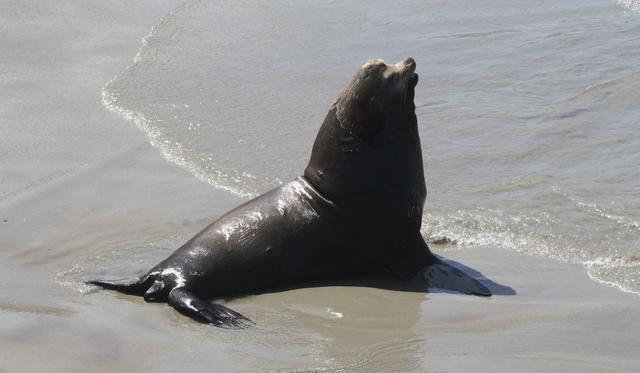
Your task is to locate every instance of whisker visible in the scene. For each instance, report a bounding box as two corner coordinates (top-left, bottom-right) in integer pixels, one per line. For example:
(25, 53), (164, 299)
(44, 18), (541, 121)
(402, 75), (409, 112)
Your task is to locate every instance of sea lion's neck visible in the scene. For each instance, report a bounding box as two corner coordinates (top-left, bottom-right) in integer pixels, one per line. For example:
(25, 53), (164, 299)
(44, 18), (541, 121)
(294, 176), (336, 208)
(304, 107), (362, 206)
(304, 107), (426, 228)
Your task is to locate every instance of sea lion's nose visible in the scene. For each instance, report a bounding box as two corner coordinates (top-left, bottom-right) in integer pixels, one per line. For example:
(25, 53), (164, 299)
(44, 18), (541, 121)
(404, 57), (416, 70)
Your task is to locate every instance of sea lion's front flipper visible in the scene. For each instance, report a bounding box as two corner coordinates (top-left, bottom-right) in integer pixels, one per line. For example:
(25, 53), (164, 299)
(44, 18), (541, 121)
(423, 260), (491, 296)
(167, 288), (254, 328)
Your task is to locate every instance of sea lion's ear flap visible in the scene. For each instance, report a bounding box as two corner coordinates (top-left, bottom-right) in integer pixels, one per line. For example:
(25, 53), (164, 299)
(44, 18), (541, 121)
(335, 81), (385, 140)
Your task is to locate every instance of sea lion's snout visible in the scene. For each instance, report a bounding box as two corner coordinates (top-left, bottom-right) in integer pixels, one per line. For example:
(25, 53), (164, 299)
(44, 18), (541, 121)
(361, 58), (416, 82)
(402, 57), (418, 88)
(382, 58), (417, 80)
(404, 57), (416, 71)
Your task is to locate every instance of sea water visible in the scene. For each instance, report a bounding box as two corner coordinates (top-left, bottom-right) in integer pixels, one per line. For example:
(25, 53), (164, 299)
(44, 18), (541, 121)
(103, 0), (640, 295)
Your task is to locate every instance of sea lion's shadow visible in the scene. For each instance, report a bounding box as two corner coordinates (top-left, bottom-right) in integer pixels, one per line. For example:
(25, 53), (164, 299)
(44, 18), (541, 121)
(428, 256), (516, 296)
(231, 257), (515, 300)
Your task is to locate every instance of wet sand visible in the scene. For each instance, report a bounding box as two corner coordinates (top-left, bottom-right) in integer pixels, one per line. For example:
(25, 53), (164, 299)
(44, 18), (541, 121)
(2, 1), (639, 372)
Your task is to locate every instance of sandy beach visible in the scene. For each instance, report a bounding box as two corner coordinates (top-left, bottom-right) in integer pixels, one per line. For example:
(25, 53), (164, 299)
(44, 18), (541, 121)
(2, 1), (639, 372)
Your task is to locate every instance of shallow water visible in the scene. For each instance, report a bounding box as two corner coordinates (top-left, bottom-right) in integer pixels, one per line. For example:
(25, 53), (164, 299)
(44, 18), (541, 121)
(3, 1), (640, 371)
(105, 0), (640, 295)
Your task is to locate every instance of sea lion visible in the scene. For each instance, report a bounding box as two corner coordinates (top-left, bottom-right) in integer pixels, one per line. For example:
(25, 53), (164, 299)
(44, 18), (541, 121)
(89, 58), (490, 328)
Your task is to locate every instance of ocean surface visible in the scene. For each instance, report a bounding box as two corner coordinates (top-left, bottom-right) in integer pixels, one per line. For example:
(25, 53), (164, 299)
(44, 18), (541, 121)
(102, 0), (640, 296)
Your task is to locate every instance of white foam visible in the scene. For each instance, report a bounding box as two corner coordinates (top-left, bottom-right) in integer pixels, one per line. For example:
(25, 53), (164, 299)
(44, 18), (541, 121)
(102, 83), (257, 199)
(54, 264), (96, 294)
(560, 190), (640, 231)
(100, 7), (258, 200)
(422, 208), (640, 297)
(617, 0), (640, 13)
(584, 257), (640, 296)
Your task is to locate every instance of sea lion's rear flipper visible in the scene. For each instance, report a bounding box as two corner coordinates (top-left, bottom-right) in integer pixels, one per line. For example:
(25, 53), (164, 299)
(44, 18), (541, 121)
(167, 288), (253, 328)
(87, 276), (151, 296)
(423, 260), (491, 296)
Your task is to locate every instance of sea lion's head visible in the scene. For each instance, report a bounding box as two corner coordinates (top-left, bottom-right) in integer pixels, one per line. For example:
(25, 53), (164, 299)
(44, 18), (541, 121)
(305, 58), (425, 216)
(334, 58), (419, 139)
